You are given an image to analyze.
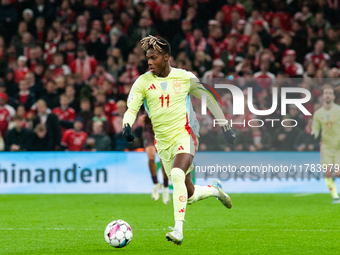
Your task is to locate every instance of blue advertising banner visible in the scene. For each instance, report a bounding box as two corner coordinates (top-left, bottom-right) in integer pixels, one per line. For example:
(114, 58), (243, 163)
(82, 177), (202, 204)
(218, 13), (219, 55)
(0, 152), (334, 194)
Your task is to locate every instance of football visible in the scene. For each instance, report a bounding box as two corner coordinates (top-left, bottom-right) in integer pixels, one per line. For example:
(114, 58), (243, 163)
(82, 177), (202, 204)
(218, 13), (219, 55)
(104, 220), (133, 248)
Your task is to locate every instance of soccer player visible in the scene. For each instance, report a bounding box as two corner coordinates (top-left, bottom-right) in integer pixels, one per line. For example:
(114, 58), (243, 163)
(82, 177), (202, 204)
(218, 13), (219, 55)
(312, 85), (340, 204)
(139, 111), (169, 204)
(122, 36), (236, 245)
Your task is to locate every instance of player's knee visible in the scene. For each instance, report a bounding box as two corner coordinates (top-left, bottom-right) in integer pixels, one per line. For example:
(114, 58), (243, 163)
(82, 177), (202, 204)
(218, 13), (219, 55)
(171, 167), (185, 184)
(148, 158), (155, 164)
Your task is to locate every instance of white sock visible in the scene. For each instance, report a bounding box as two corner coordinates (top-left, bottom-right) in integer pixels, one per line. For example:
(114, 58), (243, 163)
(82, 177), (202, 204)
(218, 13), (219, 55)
(174, 220), (183, 233)
(212, 186), (219, 197)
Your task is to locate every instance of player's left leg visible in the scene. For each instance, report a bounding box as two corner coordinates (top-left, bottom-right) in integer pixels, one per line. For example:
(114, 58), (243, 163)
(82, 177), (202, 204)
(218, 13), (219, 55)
(145, 145), (160, 201)
(160, 160), (170, 204)
(322, 148), (340, 203)
(165, 152), (192, 245)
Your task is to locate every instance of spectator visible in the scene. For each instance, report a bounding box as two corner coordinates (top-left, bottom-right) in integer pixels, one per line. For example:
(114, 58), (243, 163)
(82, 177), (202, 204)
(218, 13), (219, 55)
(28, 123), (53, 151)
(86, 28), (107, 62)
(9, 21), (28, 50)
(172, 20), (192, 59)
(305, 39), (330, 67)
(70, 46), (97, 82)
(192, 51), (212, 78)
(85, 104), (110, 135)
(221, 0), (245, 26)
(0, 0), (18, 44)
(95, 91), (116, 120)
(44, 28), (59, 64)
(85, 121), (112, 151)
(273, 117), (301, 151)
(0, 92), (15, 137)
(72, 15), (89, 45)
(284, 50), (304, 77)
(52, 93), (75, 133)
(57, 0), (75, 31)
(33, 17), (46, 45)
(41, 80), (59, 109)
(22, 9), (35, 34)
(32, 0), (55, 26)
(185, 28), (209, 61)
(13, 79), (36, 111)
(294, 118), (320, 152)
(49, 53), (71, 77)
(254, 20), (271, 48)
(221, 34), (243, 68)
(14, 56), (29, 83)
(63, 39), (77, 66)
(60, 117), (87, 151)
(33, 99), (61, 150)
(202, 58), (225, 82)
(128, 17), (158, 50)
(65, 85), (80, 113)
(95, 62), (115, 86)
(77, 98), (93, 131)
(25, 71), (44, 100)
(3, 68), (19, 97)
(5, 115), (32, 151)
(254, 60), (275, 90)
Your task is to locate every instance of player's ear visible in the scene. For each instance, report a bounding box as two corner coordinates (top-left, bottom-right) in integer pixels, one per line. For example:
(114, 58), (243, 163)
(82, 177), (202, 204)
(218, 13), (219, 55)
(163, 53), (169, 62)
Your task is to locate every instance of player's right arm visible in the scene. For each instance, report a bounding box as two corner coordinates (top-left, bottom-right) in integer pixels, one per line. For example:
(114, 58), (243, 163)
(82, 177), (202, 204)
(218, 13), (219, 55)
(122, 76), (145, 141)
(311, 110), (321, 139)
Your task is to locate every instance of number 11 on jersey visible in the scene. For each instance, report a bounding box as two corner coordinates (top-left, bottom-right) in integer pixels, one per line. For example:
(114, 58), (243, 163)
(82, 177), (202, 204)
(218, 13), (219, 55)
(159, 94), (170, 108)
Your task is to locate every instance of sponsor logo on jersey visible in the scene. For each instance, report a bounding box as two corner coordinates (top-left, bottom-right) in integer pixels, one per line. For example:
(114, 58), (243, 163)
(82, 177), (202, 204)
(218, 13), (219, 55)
(148, 84), (156, 90)
(173, 80), (181, 94)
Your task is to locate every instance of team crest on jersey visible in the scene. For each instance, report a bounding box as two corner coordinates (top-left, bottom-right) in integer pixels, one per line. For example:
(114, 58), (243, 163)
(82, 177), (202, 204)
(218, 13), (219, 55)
(160, 82), (167, 91)
(173, 80), (181, 94)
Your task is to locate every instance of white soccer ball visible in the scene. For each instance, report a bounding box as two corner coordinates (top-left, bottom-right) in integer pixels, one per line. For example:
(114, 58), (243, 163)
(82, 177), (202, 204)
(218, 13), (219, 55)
(104, 220), (133, 248)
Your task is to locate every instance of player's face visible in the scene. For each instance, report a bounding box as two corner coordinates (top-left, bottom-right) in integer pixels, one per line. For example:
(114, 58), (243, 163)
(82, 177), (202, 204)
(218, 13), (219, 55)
(146, 48), (168, 76)
(323, 88), (335, 104)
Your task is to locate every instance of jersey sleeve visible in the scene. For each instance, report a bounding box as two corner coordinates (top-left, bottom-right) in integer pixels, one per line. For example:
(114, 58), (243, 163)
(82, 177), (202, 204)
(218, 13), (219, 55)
(311, 111), (321, 139)
(123, 76), (145, 127)
(188, 72), (227, 125)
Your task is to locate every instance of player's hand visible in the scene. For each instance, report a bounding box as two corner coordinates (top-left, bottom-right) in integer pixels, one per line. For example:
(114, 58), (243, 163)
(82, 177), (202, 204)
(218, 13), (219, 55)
(221, 125), (236, 145)
(122, 123), (135, 141)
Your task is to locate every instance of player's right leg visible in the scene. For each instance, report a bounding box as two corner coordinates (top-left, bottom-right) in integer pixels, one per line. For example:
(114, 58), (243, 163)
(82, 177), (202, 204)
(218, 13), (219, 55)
(322, 148), (339, 204)
(186, 169), (232, 209)
(145, 145), (160, 201)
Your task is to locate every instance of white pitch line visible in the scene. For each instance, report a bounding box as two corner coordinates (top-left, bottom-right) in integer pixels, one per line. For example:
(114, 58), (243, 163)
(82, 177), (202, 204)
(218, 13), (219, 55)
(0, 228), (339, 232)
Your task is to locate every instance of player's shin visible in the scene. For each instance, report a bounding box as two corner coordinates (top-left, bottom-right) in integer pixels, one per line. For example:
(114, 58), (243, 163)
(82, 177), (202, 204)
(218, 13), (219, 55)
(325, 178), (339, 199)
(171, 167), (187, 233)
(187, 185), (215, 204)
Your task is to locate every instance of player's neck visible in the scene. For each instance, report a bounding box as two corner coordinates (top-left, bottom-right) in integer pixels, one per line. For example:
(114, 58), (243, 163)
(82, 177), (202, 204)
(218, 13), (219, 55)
(157, 63), (171, 78)
(324, 102), (334, 110)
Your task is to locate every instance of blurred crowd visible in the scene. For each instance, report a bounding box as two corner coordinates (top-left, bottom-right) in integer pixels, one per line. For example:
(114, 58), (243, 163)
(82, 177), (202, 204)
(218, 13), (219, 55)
(0, 0), (339, 152)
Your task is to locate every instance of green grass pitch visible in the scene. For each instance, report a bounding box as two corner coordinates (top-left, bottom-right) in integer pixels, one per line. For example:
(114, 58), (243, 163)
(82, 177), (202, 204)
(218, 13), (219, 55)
(0, 194), (339, 254)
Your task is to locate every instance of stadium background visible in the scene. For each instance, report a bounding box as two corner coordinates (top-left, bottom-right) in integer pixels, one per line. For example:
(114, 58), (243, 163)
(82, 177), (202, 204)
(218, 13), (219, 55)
(0, 0), (339, 193)
(1, 1), (340, 254)
(1, 0), (340, 153)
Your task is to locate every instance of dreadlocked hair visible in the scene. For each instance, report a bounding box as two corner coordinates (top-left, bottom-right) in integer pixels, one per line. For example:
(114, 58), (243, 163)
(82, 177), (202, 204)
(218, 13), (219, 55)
(140, 35), (171, 55)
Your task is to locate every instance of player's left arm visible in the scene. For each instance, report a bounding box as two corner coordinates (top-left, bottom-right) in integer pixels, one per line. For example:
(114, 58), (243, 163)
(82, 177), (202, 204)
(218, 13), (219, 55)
(189, 73), (236, 145)
(122, 76), (145, 141)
